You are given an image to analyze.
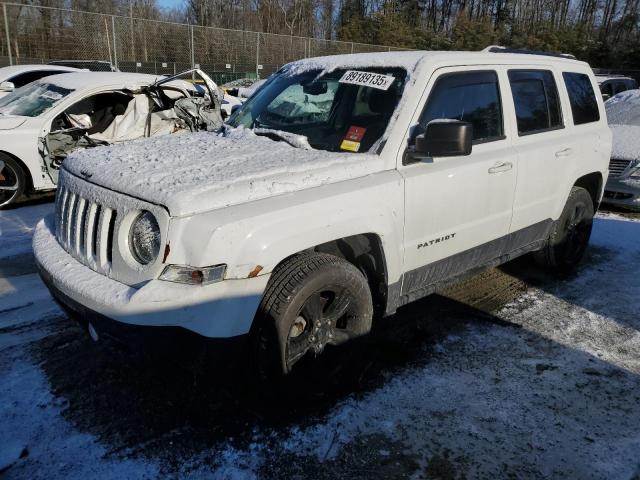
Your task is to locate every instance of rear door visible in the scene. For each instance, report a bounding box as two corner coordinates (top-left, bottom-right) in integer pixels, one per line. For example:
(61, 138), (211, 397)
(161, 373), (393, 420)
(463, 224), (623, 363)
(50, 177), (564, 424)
(504, 68), (571, 234)
(399, 67), (517, 292)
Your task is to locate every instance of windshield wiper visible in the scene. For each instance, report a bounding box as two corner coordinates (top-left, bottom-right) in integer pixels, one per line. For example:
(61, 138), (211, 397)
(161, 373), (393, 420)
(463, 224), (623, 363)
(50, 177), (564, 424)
(253, 128), (312, 150)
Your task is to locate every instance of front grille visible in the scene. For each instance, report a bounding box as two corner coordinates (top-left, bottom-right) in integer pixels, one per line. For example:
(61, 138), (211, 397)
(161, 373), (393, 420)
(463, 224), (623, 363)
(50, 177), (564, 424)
(55, 184), (117, 274)
(609, 158), (632, 177)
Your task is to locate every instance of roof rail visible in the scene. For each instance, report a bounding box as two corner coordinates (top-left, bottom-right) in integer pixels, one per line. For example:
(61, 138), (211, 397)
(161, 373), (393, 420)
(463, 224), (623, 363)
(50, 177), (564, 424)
(482, 45), (576, 60)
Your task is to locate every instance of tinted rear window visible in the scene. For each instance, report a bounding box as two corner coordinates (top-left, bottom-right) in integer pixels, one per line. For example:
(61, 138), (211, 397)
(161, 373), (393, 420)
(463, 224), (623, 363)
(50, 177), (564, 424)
(508, 70), (563, 135)
(562, 72), (600, 125)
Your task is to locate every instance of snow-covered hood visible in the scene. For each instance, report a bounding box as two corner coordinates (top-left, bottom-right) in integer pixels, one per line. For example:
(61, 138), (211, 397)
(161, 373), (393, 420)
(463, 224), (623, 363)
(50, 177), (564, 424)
(610, 124), (640, 161)
(0, 115), (27, 130)
(63, 128), (384, 216)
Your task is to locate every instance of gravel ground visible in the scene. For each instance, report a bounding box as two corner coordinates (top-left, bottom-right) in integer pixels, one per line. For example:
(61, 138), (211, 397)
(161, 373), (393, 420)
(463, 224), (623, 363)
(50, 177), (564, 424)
(1, 200), (639, 479)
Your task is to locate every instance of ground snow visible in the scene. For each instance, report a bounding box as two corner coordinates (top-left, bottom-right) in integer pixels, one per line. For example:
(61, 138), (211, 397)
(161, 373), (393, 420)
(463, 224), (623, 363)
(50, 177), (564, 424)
(1, 206), (640, 478)
(0, 203), (53, 259)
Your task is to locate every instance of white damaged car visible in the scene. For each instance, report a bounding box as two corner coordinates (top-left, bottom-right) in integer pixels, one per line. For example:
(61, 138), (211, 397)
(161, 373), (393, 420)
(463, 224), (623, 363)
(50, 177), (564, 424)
(0, 69), (225, 207)
(34, 50), (610, 382)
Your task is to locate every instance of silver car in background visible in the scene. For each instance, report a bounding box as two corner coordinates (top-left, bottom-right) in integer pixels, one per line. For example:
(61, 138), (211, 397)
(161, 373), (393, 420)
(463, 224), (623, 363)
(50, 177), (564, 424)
(603, 90), (640, 211)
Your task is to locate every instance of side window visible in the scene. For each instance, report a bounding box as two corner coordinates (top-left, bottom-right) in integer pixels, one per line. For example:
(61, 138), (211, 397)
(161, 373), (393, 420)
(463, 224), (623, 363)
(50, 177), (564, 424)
(419, 71), (503, 144)
(508, 70), (563, 135)
(562, 72), (600, 125)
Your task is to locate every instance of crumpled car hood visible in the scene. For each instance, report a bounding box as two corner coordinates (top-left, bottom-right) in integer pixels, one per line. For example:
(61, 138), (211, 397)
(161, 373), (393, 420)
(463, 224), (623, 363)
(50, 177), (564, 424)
(63, 128), (384, 217)
(610, 124), (640, 161)
(0, 115), (27, 130)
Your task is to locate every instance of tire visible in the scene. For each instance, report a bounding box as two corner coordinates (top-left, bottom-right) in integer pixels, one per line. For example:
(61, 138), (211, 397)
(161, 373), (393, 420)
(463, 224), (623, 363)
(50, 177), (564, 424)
(534, 187), (594, 275)
(253, 252), (373, 383)
(0, 154), (26, 209)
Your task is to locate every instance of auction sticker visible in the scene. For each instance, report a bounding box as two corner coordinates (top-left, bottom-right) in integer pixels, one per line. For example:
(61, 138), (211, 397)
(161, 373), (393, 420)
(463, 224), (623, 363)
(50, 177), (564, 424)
(339, 70), (395, 91)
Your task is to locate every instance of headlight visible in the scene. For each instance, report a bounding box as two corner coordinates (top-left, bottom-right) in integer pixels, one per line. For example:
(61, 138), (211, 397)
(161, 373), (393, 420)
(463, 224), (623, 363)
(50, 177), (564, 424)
(159, 264), (226, 285)
(630, 166), (640, 178)
(129, 211), (160, 265)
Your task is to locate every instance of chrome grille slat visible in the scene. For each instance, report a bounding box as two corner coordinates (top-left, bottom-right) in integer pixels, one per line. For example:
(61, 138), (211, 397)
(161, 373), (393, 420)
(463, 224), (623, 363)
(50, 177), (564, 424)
(64, 192), (77, 248)
(73, 198), (87, 257)
(95, 207), (114, 272)
(84, 203), (99, 262)
(609, 158), (631, 177)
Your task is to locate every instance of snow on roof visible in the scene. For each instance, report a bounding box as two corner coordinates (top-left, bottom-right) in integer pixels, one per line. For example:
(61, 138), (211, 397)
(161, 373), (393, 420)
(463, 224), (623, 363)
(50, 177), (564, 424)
(40, 71), (166, 90)
(281, 49), (586, 77)
(63, 128), (384, 216)
(0, 64), (83, 81)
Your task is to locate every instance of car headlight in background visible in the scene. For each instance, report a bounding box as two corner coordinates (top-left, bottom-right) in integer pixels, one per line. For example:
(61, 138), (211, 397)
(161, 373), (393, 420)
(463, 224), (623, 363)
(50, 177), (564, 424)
(159, 264), (226, 285)
(129, 211), (161, 265)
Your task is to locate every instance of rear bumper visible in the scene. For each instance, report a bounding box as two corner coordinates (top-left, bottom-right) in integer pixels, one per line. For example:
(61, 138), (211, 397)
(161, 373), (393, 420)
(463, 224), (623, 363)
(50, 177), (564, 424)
(33, 215), (270, 339)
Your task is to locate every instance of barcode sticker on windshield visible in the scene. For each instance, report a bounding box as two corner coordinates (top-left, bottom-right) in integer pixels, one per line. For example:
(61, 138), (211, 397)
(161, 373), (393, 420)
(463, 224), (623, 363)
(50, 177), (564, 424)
(339, 70), (395, 91)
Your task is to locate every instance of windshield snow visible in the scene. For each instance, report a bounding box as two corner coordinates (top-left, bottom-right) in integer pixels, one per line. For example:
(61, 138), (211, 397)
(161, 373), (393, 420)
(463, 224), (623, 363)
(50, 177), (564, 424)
(228, 67), (407, 153)
(0, 82), (73, 117)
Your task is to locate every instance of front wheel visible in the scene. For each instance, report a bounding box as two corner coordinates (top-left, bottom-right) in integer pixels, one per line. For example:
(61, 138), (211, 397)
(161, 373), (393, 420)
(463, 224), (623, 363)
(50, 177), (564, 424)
(253, 252), (373, 382)
(0, 155), (26, 209)
(534, 186), (594, 275)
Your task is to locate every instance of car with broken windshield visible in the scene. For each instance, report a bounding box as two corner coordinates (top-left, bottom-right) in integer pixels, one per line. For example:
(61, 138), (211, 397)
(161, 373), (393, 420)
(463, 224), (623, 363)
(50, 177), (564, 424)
(0, 69), (225, 208)
(33, 49), (611, 386)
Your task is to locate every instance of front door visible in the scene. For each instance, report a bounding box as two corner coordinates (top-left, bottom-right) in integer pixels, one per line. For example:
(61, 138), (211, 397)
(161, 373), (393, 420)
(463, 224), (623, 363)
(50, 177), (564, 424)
(400, 67), (517, 294)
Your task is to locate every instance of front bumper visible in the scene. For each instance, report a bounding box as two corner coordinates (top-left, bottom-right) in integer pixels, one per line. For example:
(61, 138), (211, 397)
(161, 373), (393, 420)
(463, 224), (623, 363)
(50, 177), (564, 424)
(34, 215), (270, 339)
(602, 176), (640, 211)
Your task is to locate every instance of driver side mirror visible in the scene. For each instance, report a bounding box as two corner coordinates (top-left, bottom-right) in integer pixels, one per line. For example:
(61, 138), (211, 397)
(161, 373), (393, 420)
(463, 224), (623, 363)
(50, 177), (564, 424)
(407, 120), (473, 163)
(0, 81), (15, 92)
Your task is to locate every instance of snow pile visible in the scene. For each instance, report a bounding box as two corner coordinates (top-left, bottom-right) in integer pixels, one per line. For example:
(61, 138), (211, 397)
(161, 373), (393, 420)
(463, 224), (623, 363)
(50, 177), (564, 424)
(63, 127), (384, 216)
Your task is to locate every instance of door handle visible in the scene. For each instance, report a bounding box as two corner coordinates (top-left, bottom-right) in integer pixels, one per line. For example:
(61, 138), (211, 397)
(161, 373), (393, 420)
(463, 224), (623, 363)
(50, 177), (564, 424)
(555, 148), (573, 158)
(488, 161), (513, 174)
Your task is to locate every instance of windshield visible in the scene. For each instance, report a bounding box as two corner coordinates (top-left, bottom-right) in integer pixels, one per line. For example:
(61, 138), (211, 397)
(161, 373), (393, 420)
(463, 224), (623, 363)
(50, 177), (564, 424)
(228, 67), (407, 153)
(605, 91), (640, 126)
(0, 82), (73, 117)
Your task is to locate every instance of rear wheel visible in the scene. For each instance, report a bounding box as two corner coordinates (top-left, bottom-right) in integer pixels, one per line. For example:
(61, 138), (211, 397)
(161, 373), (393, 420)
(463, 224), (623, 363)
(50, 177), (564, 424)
(534, 187), (594, 275)
(0, 154), (25, 209)
(253, 252), (373, 383)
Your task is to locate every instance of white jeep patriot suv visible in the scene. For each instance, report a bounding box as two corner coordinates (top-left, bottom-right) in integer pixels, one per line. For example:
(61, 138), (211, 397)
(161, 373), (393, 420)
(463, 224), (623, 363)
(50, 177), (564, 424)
(34, 48), (611, 377)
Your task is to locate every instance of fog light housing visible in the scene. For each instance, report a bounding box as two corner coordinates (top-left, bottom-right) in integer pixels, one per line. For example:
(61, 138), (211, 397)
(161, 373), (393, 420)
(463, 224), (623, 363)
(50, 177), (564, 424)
(159, 264), (226, 285)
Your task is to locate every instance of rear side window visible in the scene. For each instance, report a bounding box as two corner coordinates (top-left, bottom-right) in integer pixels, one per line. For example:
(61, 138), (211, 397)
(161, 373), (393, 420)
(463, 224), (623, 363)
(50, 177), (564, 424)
(419, 71), (503, 143)
(562, 72), (600, 125)
(508, 70), (563, 135)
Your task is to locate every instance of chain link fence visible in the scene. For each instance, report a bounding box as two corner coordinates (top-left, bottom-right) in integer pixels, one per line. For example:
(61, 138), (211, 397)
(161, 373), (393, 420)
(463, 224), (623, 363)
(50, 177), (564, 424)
(0, 2), (408, 83)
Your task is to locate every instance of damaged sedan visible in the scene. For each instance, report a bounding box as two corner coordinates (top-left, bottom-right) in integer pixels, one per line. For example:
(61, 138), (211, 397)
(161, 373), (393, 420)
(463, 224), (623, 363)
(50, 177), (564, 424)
(0, 69), (225, 208)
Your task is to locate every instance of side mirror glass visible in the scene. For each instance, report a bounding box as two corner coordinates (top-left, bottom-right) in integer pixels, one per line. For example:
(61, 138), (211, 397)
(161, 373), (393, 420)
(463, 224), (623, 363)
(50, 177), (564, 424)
(0, 81), (15, 92)
(408, 120), (473, 163)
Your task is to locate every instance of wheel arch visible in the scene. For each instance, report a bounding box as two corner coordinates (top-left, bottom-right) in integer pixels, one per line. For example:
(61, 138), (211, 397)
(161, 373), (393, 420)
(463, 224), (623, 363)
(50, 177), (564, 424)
(268, 232), (392, 318)
(573, 172), (603, 212)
